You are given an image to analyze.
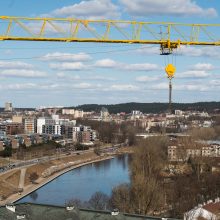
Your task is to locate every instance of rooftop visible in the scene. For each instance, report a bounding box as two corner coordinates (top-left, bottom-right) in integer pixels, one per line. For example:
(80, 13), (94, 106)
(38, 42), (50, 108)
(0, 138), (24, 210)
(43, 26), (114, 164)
(203, 201), (220, 215)
(0, 203), (179, 220)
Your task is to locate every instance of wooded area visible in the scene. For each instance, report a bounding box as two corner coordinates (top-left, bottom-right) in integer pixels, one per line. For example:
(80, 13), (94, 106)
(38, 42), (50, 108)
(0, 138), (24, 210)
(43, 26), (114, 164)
(73, 102), (220, 114)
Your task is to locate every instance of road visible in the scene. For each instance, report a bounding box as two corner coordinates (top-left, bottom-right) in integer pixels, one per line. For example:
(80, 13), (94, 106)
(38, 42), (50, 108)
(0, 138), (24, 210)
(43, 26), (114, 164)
(0, 148), (94, 175)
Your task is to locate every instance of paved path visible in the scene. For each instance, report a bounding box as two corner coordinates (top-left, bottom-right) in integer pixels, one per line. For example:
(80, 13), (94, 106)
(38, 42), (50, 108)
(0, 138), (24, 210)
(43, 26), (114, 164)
(0, 155), (114, 205)
(18, 168), (27, 189)
(0, 149), (94, 175)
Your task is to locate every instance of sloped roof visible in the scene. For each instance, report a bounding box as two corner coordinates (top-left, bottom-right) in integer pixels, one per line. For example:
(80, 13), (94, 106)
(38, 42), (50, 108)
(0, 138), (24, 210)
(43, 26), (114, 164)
(0, 203), (180, 220)
(203, 201), (220, 216)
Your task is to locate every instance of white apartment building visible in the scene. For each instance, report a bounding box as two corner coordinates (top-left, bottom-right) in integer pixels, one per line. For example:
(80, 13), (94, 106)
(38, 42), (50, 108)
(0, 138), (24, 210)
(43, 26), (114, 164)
(62, 109), (75, 115)
(37, 115), (76, 138)
(37, 118), (55, 134)
(62, 109), (84, 118)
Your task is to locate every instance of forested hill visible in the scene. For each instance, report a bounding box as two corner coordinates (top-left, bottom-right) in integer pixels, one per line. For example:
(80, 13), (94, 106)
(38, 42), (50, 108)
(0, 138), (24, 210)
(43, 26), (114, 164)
(73, 102), (220, 114)
(0, 107), (35, 112)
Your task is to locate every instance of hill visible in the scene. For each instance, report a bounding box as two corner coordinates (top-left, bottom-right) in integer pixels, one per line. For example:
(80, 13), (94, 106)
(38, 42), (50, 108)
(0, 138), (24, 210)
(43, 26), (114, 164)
(72, 102), (220, 114)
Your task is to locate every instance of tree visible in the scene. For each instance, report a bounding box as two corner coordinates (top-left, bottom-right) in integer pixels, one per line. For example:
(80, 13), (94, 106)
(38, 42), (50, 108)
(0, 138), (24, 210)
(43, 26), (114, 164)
(126, 126), (136, 146)
(94, 146), (101, 155)
(111, 184), (130, 213)
(1, 146), (12, 157)
(88, 191), (110, 210)
(129, 136), (168, 215)
(29, 172), (39, 183)
(189, 127), (216, 141)
(65, 199), (82, 208)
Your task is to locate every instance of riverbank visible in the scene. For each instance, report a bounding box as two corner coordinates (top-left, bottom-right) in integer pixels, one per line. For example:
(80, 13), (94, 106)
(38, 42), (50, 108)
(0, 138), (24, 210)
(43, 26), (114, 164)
(0, 147), (134, 206)
(0, 155), (114, 205)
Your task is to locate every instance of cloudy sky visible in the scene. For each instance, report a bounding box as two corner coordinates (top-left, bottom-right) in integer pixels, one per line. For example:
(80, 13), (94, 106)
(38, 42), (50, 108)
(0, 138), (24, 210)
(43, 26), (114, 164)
(0, 0), (220, 107)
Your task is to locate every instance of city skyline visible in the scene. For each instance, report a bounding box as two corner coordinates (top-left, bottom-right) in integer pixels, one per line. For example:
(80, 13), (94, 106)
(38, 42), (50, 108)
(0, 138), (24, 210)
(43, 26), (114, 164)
(0, 0), (220, 107)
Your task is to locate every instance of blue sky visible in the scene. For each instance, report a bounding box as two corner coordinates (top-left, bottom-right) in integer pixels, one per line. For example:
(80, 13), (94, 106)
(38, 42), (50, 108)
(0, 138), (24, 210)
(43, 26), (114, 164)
(0, 0), (220, 107)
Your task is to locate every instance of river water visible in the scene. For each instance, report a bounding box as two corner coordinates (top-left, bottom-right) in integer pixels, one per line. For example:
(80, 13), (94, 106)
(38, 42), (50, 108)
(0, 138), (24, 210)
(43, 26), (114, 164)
(17, 154), (130, 206)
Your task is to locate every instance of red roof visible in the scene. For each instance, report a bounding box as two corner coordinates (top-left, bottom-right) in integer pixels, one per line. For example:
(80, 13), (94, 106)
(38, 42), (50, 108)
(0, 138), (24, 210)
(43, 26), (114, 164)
(203, 201), (220, 215)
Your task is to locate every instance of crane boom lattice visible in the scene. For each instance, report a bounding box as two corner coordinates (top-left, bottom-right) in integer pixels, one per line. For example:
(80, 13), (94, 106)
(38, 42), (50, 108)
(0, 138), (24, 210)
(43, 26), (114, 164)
(0, 16), (220, 51)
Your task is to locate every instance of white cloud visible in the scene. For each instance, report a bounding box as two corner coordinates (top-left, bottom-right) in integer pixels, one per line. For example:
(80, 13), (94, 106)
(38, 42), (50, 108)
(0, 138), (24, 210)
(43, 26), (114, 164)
(136, 75), (159, 82)
(49, 62), (88, 71)
(151, 82), (168, 90)
(209, 80), (220, 86)
(72, 83), (103, 90)
(151, 82), (210, 91)
(27, 20), (73, 35)
(120, 0), (217, 17)
(94, 59), (118, 68)
(85, 75), (116, 81)
(191, 63), (214, 71)
(50, 0), (120, 20)
(109, 84), (139, 91)
(125, 63), (160, 71)
(0, 69), (47, 78)
(178, 70), (210, 78)
(136, 46), (160, 55)
(5, 83), (37, 90)
(0, 83), (69, 91)
(56, 72), (81, 80)
(72, 83), (93, 89)
(177, 46), (220, 58)
(177, 84), (209, 91)
(94, 58), (160, 71)
(42, 52), (91, 62)
(0, 61), (33, 69)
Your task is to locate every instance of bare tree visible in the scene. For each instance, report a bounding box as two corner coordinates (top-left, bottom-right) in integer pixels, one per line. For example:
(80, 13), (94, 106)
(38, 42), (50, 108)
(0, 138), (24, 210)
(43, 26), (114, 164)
(88, 191), (110, 210)
(111, 184), (130, 213)
(29, 172), (39, 184)
(129, 136), (168, 215)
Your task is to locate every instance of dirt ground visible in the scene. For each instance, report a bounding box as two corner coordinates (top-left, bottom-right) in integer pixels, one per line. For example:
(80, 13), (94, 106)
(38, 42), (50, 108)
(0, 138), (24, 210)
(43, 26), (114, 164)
(0, 170), (21, 198)
(24, 152), (96, 186)
(0, 158), (10, 166)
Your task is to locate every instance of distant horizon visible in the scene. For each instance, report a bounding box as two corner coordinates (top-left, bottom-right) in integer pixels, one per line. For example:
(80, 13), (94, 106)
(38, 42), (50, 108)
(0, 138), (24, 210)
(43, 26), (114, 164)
(3, 101), (220, 109)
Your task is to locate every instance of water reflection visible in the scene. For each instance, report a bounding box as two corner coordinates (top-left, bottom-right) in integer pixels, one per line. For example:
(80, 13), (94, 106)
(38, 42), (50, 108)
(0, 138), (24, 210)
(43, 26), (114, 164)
(66, 191), (112, 210)
(93, 158), (111, 171)
(29, 192), (38, 201)
(17, 154), (130, 206)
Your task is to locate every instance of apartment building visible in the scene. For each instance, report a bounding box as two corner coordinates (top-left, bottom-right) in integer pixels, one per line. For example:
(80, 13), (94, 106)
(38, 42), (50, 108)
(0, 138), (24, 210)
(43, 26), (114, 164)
(6, 123), (24, 135)
(168, 143), (220, 161)
(24, 117), (37, 134)
(37, 115), (76, 138)
(72, 125), (96, 143)
(4, 102), (13, 112)
(62, 108), (84, 118)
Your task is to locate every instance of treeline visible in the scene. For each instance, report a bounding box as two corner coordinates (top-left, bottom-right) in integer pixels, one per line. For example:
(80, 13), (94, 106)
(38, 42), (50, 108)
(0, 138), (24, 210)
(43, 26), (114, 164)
(72, 102), (220, 114)
(112, 137), (220, 218)
(0, 107), (35, 112)
(76, 119), (141, 145)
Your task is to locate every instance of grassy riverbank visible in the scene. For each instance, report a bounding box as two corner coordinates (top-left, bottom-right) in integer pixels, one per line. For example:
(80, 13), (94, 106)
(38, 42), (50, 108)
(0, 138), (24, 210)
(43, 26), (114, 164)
(0, 147), (134, 205)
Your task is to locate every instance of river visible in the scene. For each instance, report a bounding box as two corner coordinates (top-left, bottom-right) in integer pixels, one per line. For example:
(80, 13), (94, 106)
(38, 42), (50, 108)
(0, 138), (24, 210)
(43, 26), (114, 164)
(17, 154), (130, 206)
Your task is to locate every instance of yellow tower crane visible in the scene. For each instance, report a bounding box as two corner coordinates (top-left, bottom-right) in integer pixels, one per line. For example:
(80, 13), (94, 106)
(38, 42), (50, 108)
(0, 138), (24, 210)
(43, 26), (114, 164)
(0, 16), (220, 111)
